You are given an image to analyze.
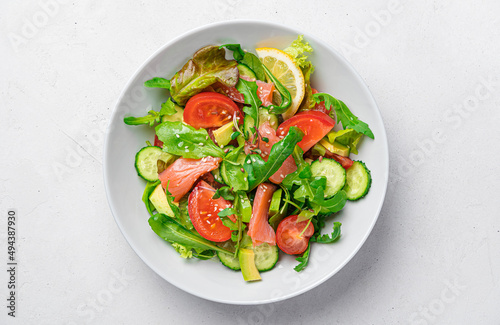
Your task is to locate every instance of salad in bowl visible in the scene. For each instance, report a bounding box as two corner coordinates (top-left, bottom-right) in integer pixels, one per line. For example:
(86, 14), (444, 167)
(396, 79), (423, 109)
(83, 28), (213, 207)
(123, 36), (374, 282)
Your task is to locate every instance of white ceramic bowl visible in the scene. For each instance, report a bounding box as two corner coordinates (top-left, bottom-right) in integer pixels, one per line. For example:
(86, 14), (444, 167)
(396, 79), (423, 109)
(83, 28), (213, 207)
(104, 20), (389, 305)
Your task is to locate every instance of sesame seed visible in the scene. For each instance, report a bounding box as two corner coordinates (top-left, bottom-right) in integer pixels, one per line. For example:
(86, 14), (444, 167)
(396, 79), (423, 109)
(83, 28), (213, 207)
(185, 146), (189, 149)
(220, 145), (224, 148)
(176, 134), (180, 138)
(206, 136), (209, 140)
(199, 143), (204, 146)
(280, 174), (284, 178)
(244, 177), (247, 181)
(207, 214), (211, 217)
(247, 160), (251, 164)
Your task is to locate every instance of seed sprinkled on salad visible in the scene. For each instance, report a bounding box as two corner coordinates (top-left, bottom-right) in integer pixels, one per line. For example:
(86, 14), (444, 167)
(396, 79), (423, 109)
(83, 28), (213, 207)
(124, 35), (374, 281)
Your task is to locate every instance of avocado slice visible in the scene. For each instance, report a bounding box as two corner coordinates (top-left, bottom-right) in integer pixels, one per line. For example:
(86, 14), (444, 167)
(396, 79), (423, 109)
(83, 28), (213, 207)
(319, 139), (350, 157)
(161, 104), (184, 123)
(239, 248), (261, 282)
(311, 143), (326, 157)
(269, 189), (282, 217)
(212, 122), (235, 147)
(149, 184), (178, 217)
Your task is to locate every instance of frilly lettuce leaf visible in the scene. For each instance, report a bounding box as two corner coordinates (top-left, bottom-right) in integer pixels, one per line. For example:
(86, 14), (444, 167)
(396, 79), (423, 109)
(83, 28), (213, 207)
(284, 35), (314, 69)
(170, 45), (239, 105)
(328, 129), (364, 155)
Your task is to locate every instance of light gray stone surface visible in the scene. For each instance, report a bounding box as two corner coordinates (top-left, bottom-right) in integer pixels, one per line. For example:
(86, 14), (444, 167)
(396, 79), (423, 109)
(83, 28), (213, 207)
(1, 0), (499, 324)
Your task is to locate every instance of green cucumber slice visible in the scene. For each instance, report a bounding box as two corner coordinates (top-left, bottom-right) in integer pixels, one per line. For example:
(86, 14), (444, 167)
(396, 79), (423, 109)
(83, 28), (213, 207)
(311, 158), (346, 197)
(343, 161), (372, 200)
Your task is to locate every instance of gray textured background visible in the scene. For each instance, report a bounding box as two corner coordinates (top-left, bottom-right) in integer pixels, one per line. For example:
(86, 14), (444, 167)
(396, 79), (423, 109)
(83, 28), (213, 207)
(1, 0), (499, 324)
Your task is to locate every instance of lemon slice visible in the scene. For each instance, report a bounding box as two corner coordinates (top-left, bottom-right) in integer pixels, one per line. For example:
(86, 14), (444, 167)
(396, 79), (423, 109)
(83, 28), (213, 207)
(255, 47), (305, 119)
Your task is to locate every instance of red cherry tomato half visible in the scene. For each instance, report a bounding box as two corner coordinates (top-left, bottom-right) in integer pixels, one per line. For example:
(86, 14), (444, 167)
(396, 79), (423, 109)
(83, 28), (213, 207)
(277, 111), (335, 152)
(188, 180), (234, 242)
(183, 92), (243, 129)
(276, 215), (314, 255)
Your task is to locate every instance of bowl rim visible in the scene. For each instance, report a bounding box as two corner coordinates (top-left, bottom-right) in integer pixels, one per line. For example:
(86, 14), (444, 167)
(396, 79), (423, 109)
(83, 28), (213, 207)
(103, 19), (389, 305)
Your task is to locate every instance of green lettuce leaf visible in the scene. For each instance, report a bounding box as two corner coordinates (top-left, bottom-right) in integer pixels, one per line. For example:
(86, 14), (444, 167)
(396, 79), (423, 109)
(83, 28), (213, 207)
(284, 35), (314, 69)
(155, 121), (224, 159)
(330, 129), (364, 155)
(170, 46), (239, 105)
(298, 63), (316, 112)
(313, 93), (374, 139)
(244, 127), (303, 190)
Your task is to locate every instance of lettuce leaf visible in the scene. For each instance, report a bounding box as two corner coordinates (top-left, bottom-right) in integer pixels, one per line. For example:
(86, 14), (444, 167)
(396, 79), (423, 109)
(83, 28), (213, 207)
(170, 46), (239, 105)
(328, 129), (364, 155)
(284, 35), (314, 69)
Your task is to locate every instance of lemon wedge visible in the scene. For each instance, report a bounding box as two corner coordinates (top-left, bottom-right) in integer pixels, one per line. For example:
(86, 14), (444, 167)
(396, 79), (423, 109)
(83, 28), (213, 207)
(255, 47), (305, 119)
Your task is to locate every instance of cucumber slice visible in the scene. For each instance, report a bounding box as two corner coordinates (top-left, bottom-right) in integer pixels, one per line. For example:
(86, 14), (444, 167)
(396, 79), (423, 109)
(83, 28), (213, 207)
(343, 161), (372, 201)
(238, 63), (257, 80)
(218, 242), (279, 272)
(217, 251), (241, 271)
(135, 146), (175, 182)
(311, 158), (346, 197)
(211, 168), (225, 185)
(254, 243), (279, 272)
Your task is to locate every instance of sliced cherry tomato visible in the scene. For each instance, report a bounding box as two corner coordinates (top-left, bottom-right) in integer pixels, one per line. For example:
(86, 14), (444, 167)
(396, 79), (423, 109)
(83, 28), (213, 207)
(276, 215), (314, 255)
(258, 122), (297, 183)
(183, 92), (243, 129)
(214, 82), (245, 103)
(256, 80), (275, 106)
(154, 134), (163, 148)
(276, 111), (335, 152)
(188, 180), (234, 242)
(158, 156), (221, 202)
(325, 152), (354, 170)
(311, 88), (330, 114)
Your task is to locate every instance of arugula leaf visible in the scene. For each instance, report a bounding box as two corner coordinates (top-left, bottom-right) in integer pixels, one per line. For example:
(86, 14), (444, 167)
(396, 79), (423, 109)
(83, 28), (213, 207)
(244, 127), (303, 190)
(124, 109), (162, 126)
(220, 44), (266, 81)
(178, 196), (194, 230)
(218, 207), (237, 217)
(212, 186), (235, 200)
(261, 65), (292, 115)
(313, 93), (374, 139)
(240, 53), (266, 81)
(294, 244), (310, 272)
(124, 98), (178, 126)
(156, 121), (224, 159)
(159, 98), (179, 116)
(170, 46), (239, 105)
(236, 79), (261, 129)
(284, 35), (314, 69)
(311, 189), (347, 215)
(220, 44), (245, 61)
(296, 209), (316, 222)
(144, 77), (171, 89)
(311, 222), (342, 244)
(149, 213), (232, 255)
(142, 180), (160, 216)
(221, 145), (248, 191)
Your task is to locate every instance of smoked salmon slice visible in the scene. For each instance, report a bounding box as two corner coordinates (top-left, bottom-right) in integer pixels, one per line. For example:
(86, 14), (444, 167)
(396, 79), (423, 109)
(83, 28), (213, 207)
(247, 183), (277, 247)
(158, 156), (221, 202)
